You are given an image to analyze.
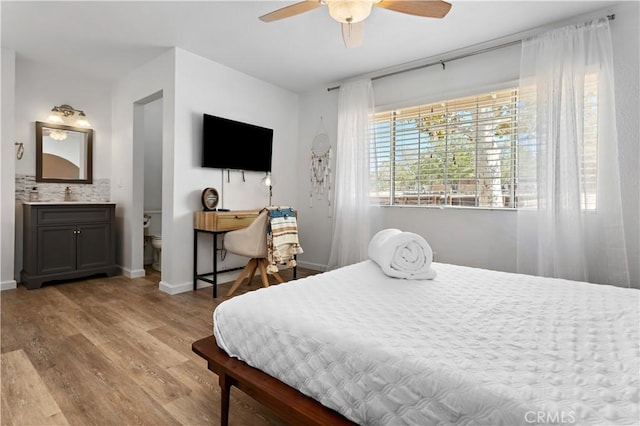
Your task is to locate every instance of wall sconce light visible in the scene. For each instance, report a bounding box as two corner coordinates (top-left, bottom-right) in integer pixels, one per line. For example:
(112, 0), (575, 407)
(47, 104), (91, 128)
(261, 172), (275, 206)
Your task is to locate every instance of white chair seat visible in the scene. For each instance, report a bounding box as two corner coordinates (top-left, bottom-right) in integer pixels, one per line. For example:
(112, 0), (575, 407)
(224, 211), (269, 258)
(224, 209), (283, 296)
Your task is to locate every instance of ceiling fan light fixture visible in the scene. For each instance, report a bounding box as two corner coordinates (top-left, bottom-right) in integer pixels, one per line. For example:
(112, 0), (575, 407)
(326, 0), (373, 23)
(259, 0), (450, 48)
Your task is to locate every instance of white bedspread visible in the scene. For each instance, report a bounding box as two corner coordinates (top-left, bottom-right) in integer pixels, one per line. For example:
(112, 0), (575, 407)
(213, 261), (640, 426)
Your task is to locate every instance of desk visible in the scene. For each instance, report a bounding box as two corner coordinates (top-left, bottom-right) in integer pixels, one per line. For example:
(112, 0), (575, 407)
(193, 209), (298, 298)
(194, 210), (259, 298)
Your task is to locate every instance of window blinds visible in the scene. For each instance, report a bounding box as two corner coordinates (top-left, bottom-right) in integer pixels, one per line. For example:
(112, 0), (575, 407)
(371, 80), (598, 210)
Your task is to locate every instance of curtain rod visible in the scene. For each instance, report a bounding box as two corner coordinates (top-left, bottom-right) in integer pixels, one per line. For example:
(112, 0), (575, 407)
(327, 13), (615, 92)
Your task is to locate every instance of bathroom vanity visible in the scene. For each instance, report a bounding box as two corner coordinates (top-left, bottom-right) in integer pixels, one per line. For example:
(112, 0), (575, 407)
(21, 202), (118, 289)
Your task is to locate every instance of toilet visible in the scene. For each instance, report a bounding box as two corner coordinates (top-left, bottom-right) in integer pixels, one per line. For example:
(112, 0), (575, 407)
(151, 236), (162, 271)
(143, 211), (162, 272)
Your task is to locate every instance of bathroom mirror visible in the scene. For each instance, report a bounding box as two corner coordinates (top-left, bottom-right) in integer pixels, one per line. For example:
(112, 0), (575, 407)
(36, 121), (93, 184)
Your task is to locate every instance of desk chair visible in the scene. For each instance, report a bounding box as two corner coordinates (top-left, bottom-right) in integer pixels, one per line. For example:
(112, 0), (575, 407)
(224, 210), (284, 297)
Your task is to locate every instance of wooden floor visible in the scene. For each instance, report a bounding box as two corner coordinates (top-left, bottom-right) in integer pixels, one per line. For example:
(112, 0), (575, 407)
(1, 266), (320, 426)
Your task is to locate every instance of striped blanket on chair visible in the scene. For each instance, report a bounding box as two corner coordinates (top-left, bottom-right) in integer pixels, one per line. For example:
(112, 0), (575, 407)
(265, 206), (303, 274)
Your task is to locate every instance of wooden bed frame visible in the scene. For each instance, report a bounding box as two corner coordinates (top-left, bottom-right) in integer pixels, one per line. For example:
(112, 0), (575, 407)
(192, 335), (356, 426)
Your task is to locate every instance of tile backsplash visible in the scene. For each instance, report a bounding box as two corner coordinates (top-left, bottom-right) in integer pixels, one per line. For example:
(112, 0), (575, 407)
(15, 174), (110, 202)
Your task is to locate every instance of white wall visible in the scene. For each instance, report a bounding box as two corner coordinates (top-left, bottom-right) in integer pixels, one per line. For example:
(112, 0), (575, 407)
(10, 55), (113, 283)
(611, 2), (640, 289)
(297, 2), (640, 288)
(144, 97), (163, 216)
(168, 48), (299, 294)
(372, 43), (523, 274)
(112, 47), (299, 294)
(13, 56), (112, 179)
(1, 48), (17, 290)
(295, 88), (339, 270)
(296, 43), (521, 272)
(112, 50), (175, 280)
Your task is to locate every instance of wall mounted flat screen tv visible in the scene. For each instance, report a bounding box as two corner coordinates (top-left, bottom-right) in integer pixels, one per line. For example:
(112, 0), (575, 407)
(202, 113), (273, 172)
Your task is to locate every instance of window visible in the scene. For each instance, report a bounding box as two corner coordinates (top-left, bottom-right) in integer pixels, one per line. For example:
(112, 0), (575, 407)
(370, 81), (598, 209)
(370, 89), (519, 208)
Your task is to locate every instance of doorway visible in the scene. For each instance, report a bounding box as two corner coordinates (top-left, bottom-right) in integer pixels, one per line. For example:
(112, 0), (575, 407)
(133, 91), (163, 278)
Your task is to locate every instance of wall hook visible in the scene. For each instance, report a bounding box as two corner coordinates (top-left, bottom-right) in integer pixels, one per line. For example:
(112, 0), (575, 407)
(15, 142), (24, 160)
(440, 61), (446, 70)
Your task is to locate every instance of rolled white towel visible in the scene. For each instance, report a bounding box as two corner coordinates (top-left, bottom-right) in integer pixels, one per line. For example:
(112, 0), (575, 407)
(368, 228), (437, 280)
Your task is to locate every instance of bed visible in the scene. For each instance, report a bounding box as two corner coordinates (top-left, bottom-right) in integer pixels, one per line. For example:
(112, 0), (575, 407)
(193, 258), (639, 426)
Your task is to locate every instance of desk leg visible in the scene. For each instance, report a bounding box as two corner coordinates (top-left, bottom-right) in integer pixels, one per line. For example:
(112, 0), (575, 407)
(193, 229), (198, 291)
(213, 234), (218, 298)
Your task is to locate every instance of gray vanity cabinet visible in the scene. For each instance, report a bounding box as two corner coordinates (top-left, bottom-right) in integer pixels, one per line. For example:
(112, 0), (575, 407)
(22, 203), (118, 289)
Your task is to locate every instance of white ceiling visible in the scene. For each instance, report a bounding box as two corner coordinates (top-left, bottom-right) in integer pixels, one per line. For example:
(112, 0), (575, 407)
(1, 1), (622, 93)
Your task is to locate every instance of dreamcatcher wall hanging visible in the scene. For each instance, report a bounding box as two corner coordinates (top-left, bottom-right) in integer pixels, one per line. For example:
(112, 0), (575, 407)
(309, 118), (332, 211)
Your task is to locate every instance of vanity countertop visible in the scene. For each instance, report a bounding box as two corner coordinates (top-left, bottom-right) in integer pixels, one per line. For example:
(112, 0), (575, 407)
(22, 201), (115, 205)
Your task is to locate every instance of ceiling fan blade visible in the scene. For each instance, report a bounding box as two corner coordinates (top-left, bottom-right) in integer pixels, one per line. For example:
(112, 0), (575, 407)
(342, 21), (364, 48)
(375, 0), (452, 19)
(259, 0), (322, 23)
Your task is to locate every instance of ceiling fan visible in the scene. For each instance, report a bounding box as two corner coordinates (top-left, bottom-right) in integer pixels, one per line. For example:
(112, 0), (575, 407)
(259, 0), (452, 48)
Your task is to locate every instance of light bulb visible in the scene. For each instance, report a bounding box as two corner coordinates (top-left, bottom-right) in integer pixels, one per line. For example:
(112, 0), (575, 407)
(261, 172), (275, 187)
(75, 117), (91, 128)
(49, 129), (68, 141)
(48, 108), (64, 124)
(327, 0), (373, 23)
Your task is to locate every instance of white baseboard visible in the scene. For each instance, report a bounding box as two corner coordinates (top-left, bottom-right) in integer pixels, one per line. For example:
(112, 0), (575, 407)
(158, 270), (242, 295)
(120, 266), (146, 279)
(297, 261), (327, 272)
(159, 280), (191, 295)
(0, 280), (17, 291)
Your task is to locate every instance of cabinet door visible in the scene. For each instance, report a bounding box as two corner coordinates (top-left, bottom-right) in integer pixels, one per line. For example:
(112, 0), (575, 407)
(37, 225), (77, 275)
(76, 223), (113, 271)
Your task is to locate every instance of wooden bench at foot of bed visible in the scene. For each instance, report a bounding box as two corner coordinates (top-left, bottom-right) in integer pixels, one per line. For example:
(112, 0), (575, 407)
(192, 335), (356, 426)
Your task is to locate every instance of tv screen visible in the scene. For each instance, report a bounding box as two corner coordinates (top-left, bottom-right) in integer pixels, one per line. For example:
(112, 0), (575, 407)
(202, 114), (273, 172)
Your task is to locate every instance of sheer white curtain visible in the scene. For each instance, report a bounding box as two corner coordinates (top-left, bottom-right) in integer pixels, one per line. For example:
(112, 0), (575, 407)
(517, 18), (630, 287)
(328, 79), (375, 270)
